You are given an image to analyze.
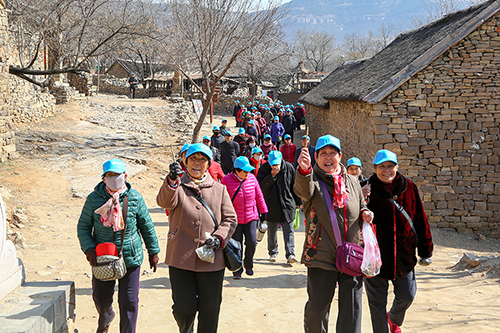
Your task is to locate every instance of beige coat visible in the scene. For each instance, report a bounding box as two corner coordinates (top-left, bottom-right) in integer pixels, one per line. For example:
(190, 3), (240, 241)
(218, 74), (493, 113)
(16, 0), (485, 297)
(294, 164), (368, 271)
(156, 173), (237, 272)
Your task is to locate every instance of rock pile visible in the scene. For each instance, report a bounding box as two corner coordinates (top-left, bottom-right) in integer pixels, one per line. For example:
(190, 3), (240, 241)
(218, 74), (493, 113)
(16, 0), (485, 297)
(451, 252), (500, 278)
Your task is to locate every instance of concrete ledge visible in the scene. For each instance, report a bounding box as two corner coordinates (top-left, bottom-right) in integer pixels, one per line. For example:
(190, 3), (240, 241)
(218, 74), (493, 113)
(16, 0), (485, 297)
(0, 281), (75, 333)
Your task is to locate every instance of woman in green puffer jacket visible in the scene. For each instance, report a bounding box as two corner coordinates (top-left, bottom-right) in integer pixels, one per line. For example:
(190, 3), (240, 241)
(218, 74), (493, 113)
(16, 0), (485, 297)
(77, 159), (160, 333)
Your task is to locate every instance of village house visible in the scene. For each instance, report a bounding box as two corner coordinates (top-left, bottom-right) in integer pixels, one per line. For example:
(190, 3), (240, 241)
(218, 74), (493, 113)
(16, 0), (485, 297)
(300, 0), (500, 237)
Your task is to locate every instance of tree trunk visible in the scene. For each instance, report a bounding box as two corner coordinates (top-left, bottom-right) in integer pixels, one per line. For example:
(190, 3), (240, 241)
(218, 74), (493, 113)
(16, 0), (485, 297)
(191, 96), (212, 143)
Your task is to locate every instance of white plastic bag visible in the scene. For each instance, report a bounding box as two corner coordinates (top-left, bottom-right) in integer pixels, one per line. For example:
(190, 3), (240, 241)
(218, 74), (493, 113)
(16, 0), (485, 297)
(195, 232), (215, 263)
(361, 221), (382, 277)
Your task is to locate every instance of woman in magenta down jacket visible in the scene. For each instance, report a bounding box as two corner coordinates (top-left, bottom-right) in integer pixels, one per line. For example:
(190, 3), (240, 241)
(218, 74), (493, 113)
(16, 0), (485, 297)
(221, 156), (268, 279)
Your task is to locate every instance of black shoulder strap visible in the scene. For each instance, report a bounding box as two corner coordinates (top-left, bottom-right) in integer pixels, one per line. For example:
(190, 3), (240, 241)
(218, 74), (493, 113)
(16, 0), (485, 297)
(189, 187), (219, 231)
(231, 179), (245, 202)
(388, 198), (419, 243)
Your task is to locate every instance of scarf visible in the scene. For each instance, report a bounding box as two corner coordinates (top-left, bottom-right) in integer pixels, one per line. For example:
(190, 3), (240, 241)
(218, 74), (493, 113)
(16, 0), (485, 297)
(331, 169), (348, 209)
(189, 173), (207, 186)
(94, 185), (127, 231)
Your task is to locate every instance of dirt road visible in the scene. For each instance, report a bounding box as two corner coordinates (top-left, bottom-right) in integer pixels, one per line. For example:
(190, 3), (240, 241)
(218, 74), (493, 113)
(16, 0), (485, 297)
(2, 96), (500, 332)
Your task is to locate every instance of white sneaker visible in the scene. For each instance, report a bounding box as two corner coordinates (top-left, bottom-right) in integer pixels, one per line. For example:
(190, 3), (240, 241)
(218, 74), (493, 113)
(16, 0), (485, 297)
(287, 255), (298, 264)
(269, 254), (277, 262)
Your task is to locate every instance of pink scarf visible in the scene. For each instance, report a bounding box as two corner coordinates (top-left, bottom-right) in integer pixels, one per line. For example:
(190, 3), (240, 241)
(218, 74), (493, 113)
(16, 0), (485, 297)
(332, 170), (348, 209)
(94, 185), (127, 231)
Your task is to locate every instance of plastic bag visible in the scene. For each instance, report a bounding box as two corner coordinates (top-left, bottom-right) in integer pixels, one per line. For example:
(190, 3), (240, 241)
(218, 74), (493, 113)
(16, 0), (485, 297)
(195, 232), (215, 263)
(361, 221), (382, 277)
(293, 208), (300, 230)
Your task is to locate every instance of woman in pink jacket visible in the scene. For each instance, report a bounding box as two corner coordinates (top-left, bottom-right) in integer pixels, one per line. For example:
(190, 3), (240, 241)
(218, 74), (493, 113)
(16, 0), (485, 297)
(221, 156), (268, 279)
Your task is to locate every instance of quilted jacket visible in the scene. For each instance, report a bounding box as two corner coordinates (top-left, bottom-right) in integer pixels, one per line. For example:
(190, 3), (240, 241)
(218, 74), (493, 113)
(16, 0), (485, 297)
(77, 182), (160, 268)
(221, 172), (268, 224)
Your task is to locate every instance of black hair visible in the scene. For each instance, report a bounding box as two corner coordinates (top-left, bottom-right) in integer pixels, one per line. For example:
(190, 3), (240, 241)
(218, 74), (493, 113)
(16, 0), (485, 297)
(235, 168), (243, 172)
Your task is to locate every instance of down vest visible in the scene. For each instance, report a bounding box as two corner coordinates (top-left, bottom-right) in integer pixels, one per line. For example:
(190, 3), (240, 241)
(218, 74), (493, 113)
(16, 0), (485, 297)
(221, 173), (268, 224)
(77, 182), (160, 268)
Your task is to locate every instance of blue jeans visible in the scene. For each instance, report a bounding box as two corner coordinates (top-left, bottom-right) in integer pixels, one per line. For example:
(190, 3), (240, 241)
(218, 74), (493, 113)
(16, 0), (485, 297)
(92, 265), (141, 333)
(364, 270), (417, 333)
(304, 267), (363, 333)
(267, 220), (295, 258)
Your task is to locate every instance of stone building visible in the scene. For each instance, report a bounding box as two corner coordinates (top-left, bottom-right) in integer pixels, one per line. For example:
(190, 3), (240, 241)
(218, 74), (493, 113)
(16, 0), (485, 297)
(300, 0), (500, 237)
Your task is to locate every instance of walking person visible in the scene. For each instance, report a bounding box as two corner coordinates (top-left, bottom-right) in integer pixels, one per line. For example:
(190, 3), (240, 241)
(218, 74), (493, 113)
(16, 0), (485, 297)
(211, 126), (225, 150)
(294, 135), (315, 169)
(77, 159), (160, 333)
(280, 134), (297, 164)
(219, 131), (240, 174)
(282, 108), (296, 139)
(270, 116), (285, 149)
(364, 150), (433, 333)
(261, 134), (277, 161)
(249, 147), (264, 177)
(157, 143), (238, 333)
(257, 151), (302, 264)
(294, 135), (373, 333)
(128, 73), (139, 99)
(221, 156), (268, 279)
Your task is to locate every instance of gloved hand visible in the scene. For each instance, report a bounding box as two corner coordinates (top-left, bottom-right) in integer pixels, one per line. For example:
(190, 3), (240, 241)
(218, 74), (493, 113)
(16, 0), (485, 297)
(419, 257), (433, 266)
(168, 162), (183, 181)
(86, 248), (97, 266)
(260, 213), (268, 222)
(204, 236), (222, 250)
(149, 254), (159, 272)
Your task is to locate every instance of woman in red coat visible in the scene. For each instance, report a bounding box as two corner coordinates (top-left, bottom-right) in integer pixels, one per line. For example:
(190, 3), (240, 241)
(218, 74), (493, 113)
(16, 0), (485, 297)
(221, 156), (268, 279)
(365, 150), (433, 333)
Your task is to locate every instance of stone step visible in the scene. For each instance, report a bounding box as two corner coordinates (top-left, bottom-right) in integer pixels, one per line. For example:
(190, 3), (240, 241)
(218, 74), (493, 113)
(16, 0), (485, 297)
(0, 281), (75, 333)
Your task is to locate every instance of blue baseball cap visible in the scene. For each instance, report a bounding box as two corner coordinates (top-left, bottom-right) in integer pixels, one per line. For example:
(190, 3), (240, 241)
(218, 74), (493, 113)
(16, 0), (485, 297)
(274, 116), (279, 121)
(225, 131), (233, 136)
(186, 143), (213, 161)
(202, 135), (211, 141)
(102, 159), (126, 177)
(222, 119), (227, 123)
(256, 112), (261, 115)
(316, 135), (341, 152)
(347, 157), (362, 168)
(268, 151), (282, 166)
(251, 147), (263, 155)
(284, 134), (291, 140)
(235, 100), (240, 103)
(181, 143), (191, 154)
(264, 134), (271, 140)
(248, 120), (254, 125)
(302, 135), (310, 140)
(213, 125), (220, 131)
(234, 156), (255, 172)
(239, 128), (246, 135)
(373, 150), (398, 165)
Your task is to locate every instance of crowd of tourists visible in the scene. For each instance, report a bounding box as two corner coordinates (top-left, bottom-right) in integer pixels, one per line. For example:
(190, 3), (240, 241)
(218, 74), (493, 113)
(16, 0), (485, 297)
(77, 99), (433, 333)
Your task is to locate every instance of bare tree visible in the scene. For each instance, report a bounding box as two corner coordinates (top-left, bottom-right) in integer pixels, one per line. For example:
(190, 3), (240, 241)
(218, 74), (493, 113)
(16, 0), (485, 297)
(155, 0), (288, 142)
(408, 0), (484, 28)
(292, 29), (337, 72)
(7, 0), (152, 87)
(235, 32), (291, 101)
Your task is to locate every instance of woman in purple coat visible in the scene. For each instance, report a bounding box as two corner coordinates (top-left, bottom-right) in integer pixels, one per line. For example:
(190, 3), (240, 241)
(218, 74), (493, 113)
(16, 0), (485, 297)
(270, 116), (285, 148)
(221, 156), (268, 279)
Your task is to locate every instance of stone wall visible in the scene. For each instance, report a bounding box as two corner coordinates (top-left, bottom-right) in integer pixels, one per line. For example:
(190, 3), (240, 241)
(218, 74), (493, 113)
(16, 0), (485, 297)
(68, 72), (91, 96)
(320, 14), (500, 237)
(0, 5), (14, 162)
(9, 77), (56, 124)
(213, 94), (273, 115)
(93, 74), (156, 98)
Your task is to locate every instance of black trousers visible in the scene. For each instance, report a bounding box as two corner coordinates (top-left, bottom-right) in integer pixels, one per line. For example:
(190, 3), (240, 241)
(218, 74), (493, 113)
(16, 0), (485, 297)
(169, 266), (225, 333)
(304, 267), (363, 333)
(232, 220), (258, 273)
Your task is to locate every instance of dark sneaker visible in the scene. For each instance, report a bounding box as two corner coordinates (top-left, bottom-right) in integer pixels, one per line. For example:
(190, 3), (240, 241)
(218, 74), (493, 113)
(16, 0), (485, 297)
(233, 273), (242, 280)
(245, 268), (254, 276)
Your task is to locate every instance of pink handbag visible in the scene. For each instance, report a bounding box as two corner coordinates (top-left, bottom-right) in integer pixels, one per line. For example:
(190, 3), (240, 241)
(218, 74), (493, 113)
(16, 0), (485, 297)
(318, 179), (364, 277)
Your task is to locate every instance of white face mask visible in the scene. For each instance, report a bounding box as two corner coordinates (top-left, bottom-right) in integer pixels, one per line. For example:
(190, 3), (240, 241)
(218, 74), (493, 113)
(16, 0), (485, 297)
(254, 155), (262, 161)
(249, 143), (256, 148)
(105, 174), (126, 191)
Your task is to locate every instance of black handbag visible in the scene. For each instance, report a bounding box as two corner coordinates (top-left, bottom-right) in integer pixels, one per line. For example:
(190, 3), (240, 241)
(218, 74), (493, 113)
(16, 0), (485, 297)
(189, 188), (242, 271)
